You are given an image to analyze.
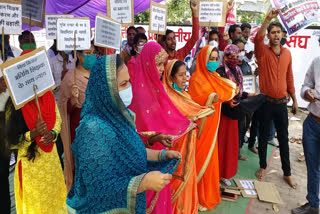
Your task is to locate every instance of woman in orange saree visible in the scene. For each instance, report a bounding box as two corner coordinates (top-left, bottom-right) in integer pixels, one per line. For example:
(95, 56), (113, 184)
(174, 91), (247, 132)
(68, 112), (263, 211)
(163, 60), (215, 214)
(188, 45), (237, 211)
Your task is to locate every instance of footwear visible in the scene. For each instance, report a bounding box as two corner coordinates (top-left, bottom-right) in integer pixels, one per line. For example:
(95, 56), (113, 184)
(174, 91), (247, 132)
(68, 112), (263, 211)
(221, 178), (232, 186)
(292, 203), (319, 214)
(268, 139), (279, 147)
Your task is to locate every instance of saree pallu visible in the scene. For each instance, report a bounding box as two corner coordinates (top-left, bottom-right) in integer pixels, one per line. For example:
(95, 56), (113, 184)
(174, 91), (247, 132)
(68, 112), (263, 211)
(188, 45), (237, 210)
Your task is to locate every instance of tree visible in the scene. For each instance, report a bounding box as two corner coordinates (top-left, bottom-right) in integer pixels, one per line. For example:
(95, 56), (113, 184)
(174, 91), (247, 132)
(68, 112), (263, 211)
(134, 9), (150, 23)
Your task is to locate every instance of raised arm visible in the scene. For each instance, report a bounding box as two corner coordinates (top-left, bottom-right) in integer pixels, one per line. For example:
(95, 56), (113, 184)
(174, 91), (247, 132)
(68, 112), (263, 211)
(259, 9), (281, 36)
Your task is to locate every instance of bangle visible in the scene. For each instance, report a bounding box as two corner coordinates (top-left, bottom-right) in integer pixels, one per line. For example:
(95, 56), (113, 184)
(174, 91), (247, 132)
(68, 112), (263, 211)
(51, 130), (57, 142)
(160, 149), (166, 161)
(24, 132), (32, 142)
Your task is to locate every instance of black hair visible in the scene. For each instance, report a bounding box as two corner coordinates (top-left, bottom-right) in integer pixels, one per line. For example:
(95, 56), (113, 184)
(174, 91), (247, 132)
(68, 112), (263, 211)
(281, 26), (287, 33)
(241, 23), (251, 31)
(18, 30), (35, 44)
(116, 54), (124, 72)
(163, 29), (174, 42)
(127, 26), (138, 34)
(232, 39), (245, 46)
(228, 24), (241, 38)
(170, 60), (186, 78)
(209, 29), (220, 39)
(136, 26), (145, 32)
(267, 22), (283, 33)
(130, 33), (148, 56)
(5, 100), (38, 161)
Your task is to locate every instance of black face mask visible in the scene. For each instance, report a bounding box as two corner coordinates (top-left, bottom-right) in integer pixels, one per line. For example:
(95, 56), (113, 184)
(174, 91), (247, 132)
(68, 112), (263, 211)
(280, 38), (287, 46)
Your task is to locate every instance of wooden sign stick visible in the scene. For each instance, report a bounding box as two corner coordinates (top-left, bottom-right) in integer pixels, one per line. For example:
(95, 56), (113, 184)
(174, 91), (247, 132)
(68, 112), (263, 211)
(29, 13), (32, 49)
(2, 27), (5, 63)
(33, 84), (42, 120)
(73, 31), (76, 83)
(197, 93), (219, 139)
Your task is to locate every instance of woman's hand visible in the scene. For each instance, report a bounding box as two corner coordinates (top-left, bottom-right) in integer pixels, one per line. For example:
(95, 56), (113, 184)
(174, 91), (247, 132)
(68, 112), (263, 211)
(227, 99), (239, 108)
(139, 171), (172, 193)
(150, 134), (174, 148)
(164, 150), (181, 160)
(40, 131), (54, 146)
(30, 115), (47, 139)
(71, 84), (80, 106)
(248, 93), (259, 98)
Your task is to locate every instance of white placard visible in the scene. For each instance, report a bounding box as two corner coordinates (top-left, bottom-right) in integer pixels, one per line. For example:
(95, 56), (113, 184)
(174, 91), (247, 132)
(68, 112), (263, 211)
(199, 1), (223, 23)
(56, 18), (91, 51)
(95, 14), (121, 50)
(149, 1), (167, 35)
(21, 0), (45, 27)
(243, 75), (256, 94)
(107, 0), (133, 26)
(1, 48), (55, 109)
(0, 1), (22, 35)
(45, 14), (74, 40)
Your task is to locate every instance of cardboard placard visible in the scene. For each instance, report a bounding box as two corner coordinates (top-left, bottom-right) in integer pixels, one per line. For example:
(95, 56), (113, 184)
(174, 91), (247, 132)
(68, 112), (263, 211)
(149, 1), (167, 35)
(254, 181), (283, 204)
(198, 0), (227, 27)
(45, 14), (74, 40)
(0, 47), (55, 109)
(243, 75), (256, 93)
(107, 0), (134, 27)
(94, 13), (121, 50)
(234, 178), (258, 198)
(56, 17), (91, 51)
(0, 0), (22, 35)
(21, 0), (45, 27)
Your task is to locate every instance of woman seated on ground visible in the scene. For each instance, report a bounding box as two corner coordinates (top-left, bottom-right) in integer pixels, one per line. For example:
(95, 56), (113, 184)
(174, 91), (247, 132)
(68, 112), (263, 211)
(66, 54), (181, 213)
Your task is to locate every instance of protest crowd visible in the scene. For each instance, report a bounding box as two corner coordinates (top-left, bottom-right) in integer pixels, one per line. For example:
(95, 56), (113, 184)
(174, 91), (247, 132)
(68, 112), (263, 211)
(0, 0), (319, 214)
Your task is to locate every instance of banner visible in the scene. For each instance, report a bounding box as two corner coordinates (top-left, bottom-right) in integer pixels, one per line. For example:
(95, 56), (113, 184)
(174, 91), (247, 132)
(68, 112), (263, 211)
(271, 0), (320, 35)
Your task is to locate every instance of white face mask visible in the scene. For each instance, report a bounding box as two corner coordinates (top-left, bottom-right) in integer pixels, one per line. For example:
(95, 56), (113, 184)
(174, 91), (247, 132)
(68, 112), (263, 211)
(208, 40), (219, 49)
(119, 84), (133, 107)
(238, 51), (245, 61)
(137, 46), (144, 54)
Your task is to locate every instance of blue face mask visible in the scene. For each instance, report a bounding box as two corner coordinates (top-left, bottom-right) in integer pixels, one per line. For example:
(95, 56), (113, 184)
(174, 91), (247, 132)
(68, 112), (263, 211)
(78, 52), (97, 70)
(206, 61), (219, 73)
(119, 84), (133, 107)
(64, 50), (72, 55)
(172, 82), (184, 92)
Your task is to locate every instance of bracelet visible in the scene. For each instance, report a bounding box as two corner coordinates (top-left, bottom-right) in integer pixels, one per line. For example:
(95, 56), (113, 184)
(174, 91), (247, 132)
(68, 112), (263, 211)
(160, 149), (166, 161)
(51, 130), (57, 142)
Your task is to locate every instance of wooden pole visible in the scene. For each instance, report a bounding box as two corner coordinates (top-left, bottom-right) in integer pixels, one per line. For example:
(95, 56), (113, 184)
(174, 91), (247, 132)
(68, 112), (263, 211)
(33, 84), (42, 120)
(2, 27), (5, 63)
(73, 31), (76, 83)
(197, 93), (219, 139)
(29, 13), (32, 49)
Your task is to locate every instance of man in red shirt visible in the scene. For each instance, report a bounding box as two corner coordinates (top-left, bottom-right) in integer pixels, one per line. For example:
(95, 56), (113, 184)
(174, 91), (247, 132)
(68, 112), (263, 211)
(254, 9), (298, 188)
(162, 1), (198, 61)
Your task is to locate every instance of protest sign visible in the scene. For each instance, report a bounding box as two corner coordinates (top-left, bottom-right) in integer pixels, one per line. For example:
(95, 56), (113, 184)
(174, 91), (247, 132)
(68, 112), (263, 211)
(0, 0), (22, 35)
(198, 0), (227, 27)
(107, 0), (134, 26)
(45, 14), (74, 39)
(21, 0), (45, 27)
(271, 0), (320, 35)
(0, 47), (55, 109)
(149, 1), (167, 35)
(56, 17), (91, 51)
(95, 13), (121, 50)
(243, 75), (256, 93)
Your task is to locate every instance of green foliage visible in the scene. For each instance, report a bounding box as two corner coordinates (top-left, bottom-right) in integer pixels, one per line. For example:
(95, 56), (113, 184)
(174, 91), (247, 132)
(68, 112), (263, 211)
(134, 9), (150, 23)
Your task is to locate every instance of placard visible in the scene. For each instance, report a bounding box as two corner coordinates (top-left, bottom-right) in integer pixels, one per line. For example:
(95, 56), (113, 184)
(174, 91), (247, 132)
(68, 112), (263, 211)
(243, 75), (256, 94)
(149, 1), (167, 35)
(21, 0), (46, 27)
(107, 0), (134, 27)
(198, 0), (227, 27)
(0, 0), (22, 35)
(0, 47), (55, 109)
(56, 17), (91, 51)
(45, 14), (74, 40)
(234, 178), (258, 198)
(94, 13), (121, 50)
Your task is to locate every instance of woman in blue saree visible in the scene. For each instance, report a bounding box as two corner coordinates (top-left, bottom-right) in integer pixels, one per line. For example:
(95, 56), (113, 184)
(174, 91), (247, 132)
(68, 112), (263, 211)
(67, 54), (181, 213)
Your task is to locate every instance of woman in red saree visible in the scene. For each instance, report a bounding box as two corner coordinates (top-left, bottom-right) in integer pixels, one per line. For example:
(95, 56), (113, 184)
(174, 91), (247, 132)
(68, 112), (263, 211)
(129, 42), (195, 214)
(188, 45), (237, 211)
(163, 59), (215, 214)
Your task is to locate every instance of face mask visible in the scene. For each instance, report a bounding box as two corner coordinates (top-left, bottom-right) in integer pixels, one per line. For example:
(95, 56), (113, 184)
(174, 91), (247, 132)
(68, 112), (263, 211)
(172, 82), (184, 92)
(243, 55), (252, 63)
(206, 61), (219, 72)
(137, 46), (144, 54)
(226, 58), (239, 70)
(280, 38), (287, 46)
(22, 43), (36, 51)
(238, 51), (245, 61)
(64, 50), (72, 55)
(119, 84), (133, 107)
(208, 40), (219, 49)
(78, 52), (97, 70)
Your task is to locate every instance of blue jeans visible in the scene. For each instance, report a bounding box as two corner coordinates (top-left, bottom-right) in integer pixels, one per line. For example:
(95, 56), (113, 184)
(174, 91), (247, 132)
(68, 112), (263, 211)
(303, 115), (320, 208)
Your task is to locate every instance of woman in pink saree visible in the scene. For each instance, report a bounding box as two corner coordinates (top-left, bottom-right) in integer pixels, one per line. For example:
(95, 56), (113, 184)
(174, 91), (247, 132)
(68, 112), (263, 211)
(129, 41), (195, 213)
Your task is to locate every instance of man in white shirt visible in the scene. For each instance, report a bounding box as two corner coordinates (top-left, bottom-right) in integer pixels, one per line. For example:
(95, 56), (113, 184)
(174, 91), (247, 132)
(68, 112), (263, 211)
(292, 57), (320, 214)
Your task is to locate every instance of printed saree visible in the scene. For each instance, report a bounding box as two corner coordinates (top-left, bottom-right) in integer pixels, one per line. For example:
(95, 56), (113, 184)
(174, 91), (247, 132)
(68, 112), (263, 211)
(163, 59), (215, 214)
(188, 45), (237, 210)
